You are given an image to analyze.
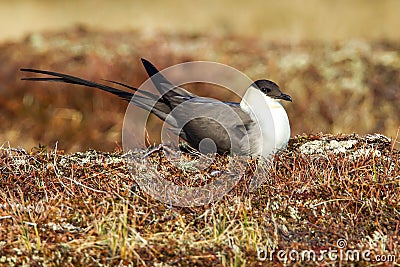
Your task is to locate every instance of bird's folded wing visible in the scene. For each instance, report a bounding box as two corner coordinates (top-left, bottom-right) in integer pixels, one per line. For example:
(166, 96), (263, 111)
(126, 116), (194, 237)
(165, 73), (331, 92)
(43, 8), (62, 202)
(165, 97), (255, 154)
(140, 58), (196, 100)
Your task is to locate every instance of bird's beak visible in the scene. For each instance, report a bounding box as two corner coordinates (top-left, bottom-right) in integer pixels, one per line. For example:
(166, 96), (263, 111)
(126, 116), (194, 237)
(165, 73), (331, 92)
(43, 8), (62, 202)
(278, 93), (292, 102)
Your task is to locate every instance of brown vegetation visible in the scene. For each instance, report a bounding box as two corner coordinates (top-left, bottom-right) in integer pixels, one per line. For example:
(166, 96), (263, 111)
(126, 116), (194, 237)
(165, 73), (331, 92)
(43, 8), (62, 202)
(1, 27), (399, 152)
(0, 134), (399, 266)
(0, 24), (399, 266)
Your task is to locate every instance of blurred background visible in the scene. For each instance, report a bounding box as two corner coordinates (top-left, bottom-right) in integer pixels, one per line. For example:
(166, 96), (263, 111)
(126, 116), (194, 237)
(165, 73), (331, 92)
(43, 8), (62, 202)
(0, 0), (399, 152)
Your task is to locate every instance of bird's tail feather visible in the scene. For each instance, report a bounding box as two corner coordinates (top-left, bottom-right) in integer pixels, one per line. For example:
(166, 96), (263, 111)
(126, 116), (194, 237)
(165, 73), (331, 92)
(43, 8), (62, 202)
(20, 68), (179, 127)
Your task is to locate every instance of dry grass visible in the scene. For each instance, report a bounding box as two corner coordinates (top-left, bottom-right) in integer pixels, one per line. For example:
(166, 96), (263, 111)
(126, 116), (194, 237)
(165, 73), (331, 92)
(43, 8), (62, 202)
(0, 134), (399, 266)
(0, 24), (399, 266)
(1, 27), (399, 152)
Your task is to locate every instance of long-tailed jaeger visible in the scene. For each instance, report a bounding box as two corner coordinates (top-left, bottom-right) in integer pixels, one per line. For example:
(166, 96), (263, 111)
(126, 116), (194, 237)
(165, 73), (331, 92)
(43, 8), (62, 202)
(21, 58), (292, 157)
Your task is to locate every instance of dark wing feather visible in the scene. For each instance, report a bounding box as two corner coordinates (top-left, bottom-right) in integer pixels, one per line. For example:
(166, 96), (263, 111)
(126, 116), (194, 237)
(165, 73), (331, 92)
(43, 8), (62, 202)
(140, 58), (195, 102)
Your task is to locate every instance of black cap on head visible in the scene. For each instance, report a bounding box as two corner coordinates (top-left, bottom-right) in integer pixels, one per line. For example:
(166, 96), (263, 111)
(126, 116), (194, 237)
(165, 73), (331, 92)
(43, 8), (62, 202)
(252, 79), (292, 102)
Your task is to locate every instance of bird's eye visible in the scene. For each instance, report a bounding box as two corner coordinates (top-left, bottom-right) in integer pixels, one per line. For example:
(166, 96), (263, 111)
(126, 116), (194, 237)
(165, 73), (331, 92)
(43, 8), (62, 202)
(262, 88), (271, 93)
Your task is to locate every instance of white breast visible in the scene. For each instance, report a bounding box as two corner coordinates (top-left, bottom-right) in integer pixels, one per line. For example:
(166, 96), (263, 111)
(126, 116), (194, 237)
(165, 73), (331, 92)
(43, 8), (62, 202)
(240, 86), (290, 157)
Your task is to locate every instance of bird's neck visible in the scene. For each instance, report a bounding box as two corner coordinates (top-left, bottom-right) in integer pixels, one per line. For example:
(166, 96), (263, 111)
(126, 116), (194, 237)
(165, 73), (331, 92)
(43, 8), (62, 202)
(240, 85), (283, 113)
(240, 85), (290, 155)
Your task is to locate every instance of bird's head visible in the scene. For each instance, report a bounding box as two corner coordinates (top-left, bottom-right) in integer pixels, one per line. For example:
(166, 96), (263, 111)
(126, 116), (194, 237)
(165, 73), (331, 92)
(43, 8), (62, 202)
(252, 80), (292, 102)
